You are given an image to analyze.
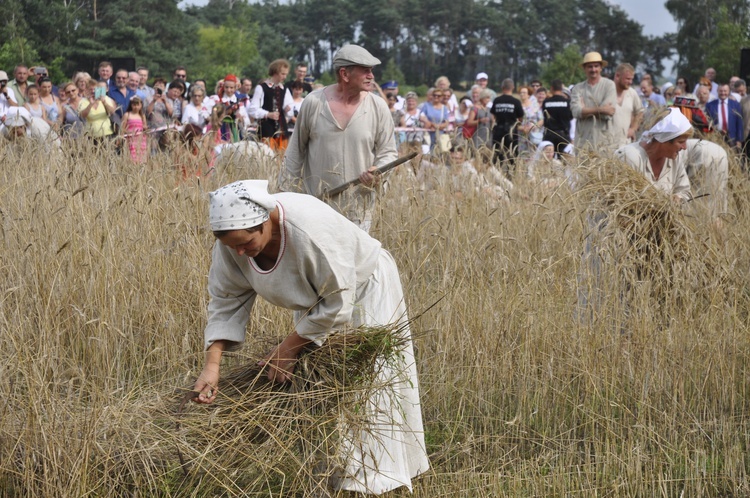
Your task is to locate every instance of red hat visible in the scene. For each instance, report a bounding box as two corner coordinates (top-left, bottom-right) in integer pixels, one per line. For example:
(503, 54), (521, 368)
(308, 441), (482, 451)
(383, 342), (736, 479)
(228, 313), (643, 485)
(224, 74), (238, 83)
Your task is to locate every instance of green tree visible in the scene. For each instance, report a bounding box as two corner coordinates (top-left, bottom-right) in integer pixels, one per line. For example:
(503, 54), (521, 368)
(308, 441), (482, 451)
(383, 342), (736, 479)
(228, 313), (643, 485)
(540, 44), (586, 85)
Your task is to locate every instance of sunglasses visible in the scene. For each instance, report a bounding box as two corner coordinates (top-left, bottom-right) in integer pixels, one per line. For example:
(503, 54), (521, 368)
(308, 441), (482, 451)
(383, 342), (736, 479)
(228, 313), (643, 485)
(175, 74), (187, 78)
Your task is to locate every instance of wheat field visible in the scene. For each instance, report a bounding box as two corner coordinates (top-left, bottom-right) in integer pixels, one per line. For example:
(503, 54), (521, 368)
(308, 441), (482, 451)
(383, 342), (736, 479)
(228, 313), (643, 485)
(1, 136), (749, 497)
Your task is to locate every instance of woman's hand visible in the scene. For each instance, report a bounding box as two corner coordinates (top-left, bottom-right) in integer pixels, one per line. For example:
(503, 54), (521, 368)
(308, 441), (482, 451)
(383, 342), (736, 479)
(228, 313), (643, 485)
(193, 364), (220, 404)
(258, 332), (311, 383)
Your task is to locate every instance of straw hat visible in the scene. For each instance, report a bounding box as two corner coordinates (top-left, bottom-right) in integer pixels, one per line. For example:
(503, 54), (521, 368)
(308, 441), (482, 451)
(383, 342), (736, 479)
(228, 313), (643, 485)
(581, 52), (608, 68)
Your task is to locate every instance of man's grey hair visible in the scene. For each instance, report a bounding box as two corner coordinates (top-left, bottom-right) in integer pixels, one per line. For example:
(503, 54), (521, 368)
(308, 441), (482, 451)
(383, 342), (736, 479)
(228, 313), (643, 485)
(501, 78), (514, 91)
(733, 79), (746, 90)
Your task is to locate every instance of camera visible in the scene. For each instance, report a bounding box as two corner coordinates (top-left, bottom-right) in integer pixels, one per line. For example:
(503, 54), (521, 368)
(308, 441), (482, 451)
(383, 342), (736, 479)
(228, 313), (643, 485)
(156, 88), (163, 96)
(35, 67), (47, 77)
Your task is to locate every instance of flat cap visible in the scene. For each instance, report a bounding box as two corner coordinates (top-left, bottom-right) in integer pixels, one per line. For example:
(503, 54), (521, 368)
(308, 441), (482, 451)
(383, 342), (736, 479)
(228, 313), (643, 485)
(332, 45), (381, 70)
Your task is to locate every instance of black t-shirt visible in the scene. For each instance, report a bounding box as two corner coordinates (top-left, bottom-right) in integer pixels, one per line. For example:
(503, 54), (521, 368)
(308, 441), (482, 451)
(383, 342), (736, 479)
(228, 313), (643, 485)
(491, 94), (523, 136)
(542, 94), (573, 134)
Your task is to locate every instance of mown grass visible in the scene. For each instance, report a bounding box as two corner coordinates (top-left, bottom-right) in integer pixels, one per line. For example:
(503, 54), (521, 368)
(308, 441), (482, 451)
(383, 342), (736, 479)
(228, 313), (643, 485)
(1, 136), (749, 497)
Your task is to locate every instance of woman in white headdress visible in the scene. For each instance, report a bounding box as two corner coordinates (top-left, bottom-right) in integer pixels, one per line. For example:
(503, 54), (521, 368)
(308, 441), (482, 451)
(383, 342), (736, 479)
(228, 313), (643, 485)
(614, 106), (694, 202)
(192, 180), (429, 495)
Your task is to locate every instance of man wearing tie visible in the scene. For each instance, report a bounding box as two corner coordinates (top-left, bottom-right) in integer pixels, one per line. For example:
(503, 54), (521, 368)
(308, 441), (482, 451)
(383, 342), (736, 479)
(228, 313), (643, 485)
(705, 83), (744, 150)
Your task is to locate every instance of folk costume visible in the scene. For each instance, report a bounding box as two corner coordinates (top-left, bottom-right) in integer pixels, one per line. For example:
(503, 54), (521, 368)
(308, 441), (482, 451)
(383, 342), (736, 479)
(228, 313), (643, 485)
(205, 181), (430, 495)
(250, 78), (293, 150)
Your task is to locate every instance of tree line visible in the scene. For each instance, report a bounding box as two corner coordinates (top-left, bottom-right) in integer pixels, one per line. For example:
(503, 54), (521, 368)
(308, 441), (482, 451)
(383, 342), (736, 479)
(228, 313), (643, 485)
(1, 0), (748, 90)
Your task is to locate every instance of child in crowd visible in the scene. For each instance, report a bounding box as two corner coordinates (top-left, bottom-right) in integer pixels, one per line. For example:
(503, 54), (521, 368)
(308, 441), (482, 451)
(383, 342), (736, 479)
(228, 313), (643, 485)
(122, 97), (148, 163)
(24, 85), (47, 122)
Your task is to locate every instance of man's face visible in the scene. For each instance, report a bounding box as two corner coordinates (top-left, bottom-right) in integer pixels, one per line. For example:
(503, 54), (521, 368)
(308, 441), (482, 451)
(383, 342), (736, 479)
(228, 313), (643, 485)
(127, 74), (140, 91)
(99, 65), (112, 81)
(615, 70), (634, 89)
(717, 84), (730, 100)
(241, 80), (252, 94)
(345, 66), (374, 92)
(477, 78), (488, 89)
(137, 69), (149, 86)
(530, 82), (541, 92)
(738, 84), (747, 97)
(174, 69), (187, 80)
(584, 62), (602, 81)
(14, 67), (28, 83)
(295, 66), (307, 81)
(115, 71), (128, 89)
(640, 81), (652, 97)
(706, 68), (716, 81)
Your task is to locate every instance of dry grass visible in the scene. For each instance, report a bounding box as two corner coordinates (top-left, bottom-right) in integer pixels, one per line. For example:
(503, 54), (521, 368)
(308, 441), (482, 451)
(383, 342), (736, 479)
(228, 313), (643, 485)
(1, 136), (750, 497)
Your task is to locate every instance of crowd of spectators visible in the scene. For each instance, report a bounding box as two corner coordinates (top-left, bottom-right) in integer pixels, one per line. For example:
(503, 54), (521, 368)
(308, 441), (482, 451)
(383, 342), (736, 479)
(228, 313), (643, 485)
(1, 58), (748, 174)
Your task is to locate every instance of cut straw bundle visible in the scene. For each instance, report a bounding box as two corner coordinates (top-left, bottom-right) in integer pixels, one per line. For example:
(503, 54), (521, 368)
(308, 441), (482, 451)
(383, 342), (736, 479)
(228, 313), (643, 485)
(166, 324), (412, 495)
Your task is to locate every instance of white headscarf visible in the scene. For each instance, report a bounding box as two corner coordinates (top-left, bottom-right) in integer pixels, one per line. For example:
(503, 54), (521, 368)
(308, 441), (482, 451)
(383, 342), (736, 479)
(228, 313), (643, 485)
(534, 140), (554, 162)
(208, 180), (277, 231)
(641, 107), (692, 144)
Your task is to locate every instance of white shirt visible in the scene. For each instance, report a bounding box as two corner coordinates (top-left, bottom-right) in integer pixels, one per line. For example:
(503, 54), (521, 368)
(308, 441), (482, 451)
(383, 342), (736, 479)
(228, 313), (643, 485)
(248, 81), (293, 119)
(0, 87), (17, 122)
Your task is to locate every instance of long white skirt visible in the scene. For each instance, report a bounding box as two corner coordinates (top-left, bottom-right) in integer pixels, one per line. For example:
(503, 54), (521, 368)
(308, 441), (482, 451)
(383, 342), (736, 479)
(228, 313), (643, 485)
(297, 249), (430, 494)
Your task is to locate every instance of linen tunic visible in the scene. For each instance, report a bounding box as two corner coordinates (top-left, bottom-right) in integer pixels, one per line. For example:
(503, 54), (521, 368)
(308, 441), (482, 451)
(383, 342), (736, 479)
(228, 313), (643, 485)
(571, 78), (618, 152)
(279, 89), (397, 229)
(611, 87), (644, 148)
(614, 142), (692, 201)
(205, 192), (429, 494)
(685, 138), (728, 218)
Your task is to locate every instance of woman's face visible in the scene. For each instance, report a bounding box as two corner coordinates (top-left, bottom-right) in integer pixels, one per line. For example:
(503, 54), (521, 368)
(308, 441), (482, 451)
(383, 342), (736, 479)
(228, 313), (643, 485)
(218, 226), (270, 258)
(406, 97), (417, 110)
(432, 91), (443, 104)
(543, 145), (555, 161)
(471, 88), (480, 101)
(677, 79), (687, 89)
(519, 88), (529, 100)
(481, 96), (491, 106)
(168, 86), (183, 99)
(77, 79), (88, 92)
(65, 85), (78, 100)
(223, 80), (236, 95)
(191, 91), (205, 105)
(40, 81), (52, 95)
(293, 87), (304, 98)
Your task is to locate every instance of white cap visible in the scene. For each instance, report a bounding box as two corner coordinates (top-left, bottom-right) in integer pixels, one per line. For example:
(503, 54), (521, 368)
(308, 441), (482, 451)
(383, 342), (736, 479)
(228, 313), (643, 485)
(476, 72), (489, 80)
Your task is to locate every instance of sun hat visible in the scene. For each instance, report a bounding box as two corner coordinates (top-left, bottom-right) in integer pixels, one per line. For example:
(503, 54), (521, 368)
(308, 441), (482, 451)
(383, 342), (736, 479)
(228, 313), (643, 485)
(581, 52), (608, 68)
(0, 70), (8, 81)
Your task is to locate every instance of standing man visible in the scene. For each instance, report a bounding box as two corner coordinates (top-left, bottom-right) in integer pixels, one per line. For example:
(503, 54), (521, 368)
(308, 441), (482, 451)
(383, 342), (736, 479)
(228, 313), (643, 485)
(128, 72), (147, 101)
(705, 83), (745, 151)
(475, 72), (497, 101)
(136, 66), (155, 102)
(542, 79), (573, 156)
(98, 61), (113, 87)
(109, 69), (136, 125)
(169, 66), (190, 99)
(381, 81), (405, 111)
(570, 51), (617, 152)
(285, 63), (313, 95)
(7, 65), (29, 107)
(490, 78), (524, 178)
(612, 63), (643, 148)
(279, 45), (397, 233)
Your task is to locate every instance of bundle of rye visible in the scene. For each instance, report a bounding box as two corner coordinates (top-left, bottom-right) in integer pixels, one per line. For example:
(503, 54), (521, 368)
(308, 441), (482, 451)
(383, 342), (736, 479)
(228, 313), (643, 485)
(574, 153), (734, 313)
(168, 322), (413, 496)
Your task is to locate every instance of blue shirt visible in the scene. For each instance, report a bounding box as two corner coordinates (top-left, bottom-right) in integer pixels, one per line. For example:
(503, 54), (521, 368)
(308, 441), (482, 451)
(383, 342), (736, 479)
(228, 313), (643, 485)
(109, 87), (136, 118)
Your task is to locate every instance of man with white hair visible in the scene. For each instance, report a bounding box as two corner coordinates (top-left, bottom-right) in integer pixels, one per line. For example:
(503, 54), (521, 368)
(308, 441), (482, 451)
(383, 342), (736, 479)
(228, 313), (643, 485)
(693, 67), (719, 100)
(279, 45), (397, 233)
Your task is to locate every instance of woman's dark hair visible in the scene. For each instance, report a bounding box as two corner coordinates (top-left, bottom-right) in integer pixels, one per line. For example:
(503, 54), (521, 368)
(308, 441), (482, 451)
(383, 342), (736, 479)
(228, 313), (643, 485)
(289, 80), (305, 91)
(677, 76), (690, 89)
(169, 79), (185, 92)
(213, 226), (262, 238)
(153, 77), (167, 86)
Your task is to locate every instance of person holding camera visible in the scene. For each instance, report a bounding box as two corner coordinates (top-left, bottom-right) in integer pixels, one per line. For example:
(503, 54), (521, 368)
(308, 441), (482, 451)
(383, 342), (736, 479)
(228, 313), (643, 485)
(0, 70), (18, 127)
(8, 65), (29, 107)
(79, 80), (116, 144)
